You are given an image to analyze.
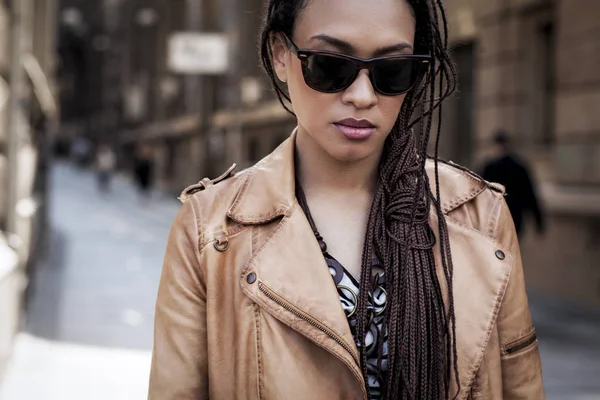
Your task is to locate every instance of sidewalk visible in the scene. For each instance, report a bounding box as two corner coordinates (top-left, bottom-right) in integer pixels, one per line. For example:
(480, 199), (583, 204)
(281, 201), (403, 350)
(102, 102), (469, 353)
(530, 290), (600, 399)
(0, 335), (151, 400)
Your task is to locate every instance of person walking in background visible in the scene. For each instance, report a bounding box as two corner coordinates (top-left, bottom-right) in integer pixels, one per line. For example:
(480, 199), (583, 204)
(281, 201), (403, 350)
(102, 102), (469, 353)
(95, 144), (116, 194)
(71, 136), (92, 168)
(134, 144), (154, 201)
(482, 130), (545, 236)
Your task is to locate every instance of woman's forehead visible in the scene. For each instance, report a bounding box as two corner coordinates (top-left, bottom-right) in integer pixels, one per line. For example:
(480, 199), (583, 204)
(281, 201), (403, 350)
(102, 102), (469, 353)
(294, 0), (415, 50)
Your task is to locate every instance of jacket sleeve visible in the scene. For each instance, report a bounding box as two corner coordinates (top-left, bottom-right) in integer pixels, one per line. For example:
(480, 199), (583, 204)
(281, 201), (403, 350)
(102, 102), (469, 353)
(494, 200), (545, 399)
(149, 199), (208, 400)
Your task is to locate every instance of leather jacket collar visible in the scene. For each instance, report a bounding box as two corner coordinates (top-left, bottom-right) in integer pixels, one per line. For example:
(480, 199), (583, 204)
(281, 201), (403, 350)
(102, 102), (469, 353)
(227, 129), (489, 223)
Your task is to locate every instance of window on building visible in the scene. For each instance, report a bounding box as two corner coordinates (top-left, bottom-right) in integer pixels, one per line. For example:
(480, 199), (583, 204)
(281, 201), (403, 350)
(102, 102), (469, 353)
(519, 8), (555, 148)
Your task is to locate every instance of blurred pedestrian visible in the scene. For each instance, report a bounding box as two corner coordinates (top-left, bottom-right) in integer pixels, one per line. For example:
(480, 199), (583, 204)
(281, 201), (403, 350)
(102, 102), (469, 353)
(95, 144), (116, 194)
(134, 144), (154, 201)
(149, 1), (544, 399)
(482, 131), (545, 237)
(71, 136), (92, 168)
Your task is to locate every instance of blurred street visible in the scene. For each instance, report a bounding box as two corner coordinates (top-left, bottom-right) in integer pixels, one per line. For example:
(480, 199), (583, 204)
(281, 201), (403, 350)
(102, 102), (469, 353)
(0, 162), (179, 399)
(0, 162), (599, 399)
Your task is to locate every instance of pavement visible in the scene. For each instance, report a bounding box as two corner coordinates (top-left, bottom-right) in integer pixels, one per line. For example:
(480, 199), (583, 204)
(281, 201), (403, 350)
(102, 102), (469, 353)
(0, 162), (179, 400)
(529, 293), (600, 399)
(0, 161), (599, 399)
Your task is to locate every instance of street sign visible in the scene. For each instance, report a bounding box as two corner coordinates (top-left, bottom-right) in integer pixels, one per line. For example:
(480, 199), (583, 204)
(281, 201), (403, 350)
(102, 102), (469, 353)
(168, 33), (229, 74)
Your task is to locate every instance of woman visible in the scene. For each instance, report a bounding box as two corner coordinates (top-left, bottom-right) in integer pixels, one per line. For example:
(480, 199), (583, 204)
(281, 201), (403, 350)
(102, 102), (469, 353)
(149, 0), (545, 399)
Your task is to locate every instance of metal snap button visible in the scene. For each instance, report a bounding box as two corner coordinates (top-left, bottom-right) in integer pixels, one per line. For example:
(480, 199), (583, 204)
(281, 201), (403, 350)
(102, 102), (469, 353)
(246, 272), (257, 284)
(495, 250), (506, 260)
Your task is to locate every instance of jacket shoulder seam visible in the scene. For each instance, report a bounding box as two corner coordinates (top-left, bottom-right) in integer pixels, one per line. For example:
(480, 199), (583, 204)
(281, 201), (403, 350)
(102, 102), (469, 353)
(486, 194), (504, 239)
(187, 194), (205, 249)
(432, 162), (487, 214)
(227, 162), (262, 216)
(185, 196), (208, 286)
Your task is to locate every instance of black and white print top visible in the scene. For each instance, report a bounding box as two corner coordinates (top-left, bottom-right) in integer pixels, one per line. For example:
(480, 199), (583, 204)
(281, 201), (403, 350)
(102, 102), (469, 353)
(325, 253), (388, 400)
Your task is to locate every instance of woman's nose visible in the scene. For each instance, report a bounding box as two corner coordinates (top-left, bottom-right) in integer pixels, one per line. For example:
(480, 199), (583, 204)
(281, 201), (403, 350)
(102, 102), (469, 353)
(341, 69), (378, 109)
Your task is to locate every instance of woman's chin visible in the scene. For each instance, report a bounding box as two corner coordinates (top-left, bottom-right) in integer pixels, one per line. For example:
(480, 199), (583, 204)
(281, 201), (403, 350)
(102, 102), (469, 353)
(325, 143), (380, 164)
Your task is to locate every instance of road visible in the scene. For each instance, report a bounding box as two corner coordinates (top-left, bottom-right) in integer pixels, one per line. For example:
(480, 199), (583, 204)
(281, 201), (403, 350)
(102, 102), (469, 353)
(1, 162), (600, 399)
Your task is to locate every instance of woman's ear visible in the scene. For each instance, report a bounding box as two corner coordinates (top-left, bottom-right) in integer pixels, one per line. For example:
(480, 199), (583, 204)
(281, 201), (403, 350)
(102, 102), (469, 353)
(271, 33), (288, 83)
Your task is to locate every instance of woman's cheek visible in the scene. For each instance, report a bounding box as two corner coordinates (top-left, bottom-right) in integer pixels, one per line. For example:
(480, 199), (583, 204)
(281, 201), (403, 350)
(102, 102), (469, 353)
(381, 95), (406, 128)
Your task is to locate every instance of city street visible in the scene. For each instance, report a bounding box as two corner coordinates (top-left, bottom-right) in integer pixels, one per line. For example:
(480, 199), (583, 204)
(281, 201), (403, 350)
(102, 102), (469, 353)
(0, 162), (180, 399)
(1, 162), (600, 399)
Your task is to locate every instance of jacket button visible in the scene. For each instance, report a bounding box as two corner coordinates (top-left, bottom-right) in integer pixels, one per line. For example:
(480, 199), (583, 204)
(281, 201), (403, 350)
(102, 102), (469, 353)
(246, 272), (257, 284)
(495, 250), (506, 260)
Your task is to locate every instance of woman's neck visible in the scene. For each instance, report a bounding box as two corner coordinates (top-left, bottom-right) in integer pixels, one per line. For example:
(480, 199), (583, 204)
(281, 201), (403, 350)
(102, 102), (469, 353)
(294, 128), (381, 196)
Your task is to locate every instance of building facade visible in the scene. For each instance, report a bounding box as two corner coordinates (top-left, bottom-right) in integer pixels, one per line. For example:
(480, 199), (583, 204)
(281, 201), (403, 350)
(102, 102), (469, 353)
(441, 0), (600, 307)
(57, 0), (108, 150)
(117, 0), (288, 192)
(1, 0), (59, 379)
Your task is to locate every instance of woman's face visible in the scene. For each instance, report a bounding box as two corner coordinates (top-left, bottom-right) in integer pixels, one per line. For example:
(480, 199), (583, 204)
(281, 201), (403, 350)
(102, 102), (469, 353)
(272, 0), (416, 163)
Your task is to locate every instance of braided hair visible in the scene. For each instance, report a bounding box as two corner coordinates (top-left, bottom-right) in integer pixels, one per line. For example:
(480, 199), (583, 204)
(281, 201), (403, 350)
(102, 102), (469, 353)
(260, 1), (460, 399)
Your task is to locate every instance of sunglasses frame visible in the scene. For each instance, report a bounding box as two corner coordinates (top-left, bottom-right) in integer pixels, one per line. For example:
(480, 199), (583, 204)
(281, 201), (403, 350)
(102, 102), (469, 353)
(281, 34), (431, 96)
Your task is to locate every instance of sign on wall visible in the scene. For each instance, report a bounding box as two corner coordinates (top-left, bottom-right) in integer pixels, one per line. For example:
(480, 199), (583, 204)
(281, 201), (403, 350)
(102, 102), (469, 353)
(168, 33), (229, 74)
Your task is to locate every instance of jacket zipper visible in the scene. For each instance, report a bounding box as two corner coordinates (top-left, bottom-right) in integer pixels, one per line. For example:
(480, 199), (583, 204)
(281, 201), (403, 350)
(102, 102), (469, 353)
(505, 331), (537, 355)
(258, 281), (360, 366)
(257, 281), (367, 399)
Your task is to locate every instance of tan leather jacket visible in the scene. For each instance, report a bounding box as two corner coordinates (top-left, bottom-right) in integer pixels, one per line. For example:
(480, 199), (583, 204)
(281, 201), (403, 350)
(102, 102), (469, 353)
(149, 132), (545, 399)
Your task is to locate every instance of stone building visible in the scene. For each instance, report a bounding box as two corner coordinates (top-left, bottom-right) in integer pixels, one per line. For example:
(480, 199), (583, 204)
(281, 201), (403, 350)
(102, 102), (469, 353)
(57, 0), (115, 150)
(440, 0), (600, 308)
(1, 0), (59, 378)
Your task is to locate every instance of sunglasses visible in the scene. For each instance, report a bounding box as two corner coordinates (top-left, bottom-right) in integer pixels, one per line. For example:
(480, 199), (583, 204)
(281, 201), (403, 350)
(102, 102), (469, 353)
(282, 34), (430, 96)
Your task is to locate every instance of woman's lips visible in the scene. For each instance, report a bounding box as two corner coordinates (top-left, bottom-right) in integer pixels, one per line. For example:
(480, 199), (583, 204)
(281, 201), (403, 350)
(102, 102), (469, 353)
(334, 118), (376, 140)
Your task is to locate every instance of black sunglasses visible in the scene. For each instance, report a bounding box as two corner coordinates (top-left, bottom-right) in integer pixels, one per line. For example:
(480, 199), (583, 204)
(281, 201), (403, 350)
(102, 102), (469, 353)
(282, 34), (430, 96)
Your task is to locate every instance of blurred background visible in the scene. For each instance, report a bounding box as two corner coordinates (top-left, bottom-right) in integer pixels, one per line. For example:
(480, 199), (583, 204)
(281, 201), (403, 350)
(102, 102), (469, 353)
(0, 0), (599, 399)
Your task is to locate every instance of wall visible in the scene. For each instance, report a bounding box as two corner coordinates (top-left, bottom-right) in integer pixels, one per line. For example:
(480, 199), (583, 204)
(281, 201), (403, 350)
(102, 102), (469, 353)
(522, 0), (600, 307)
(443, 0), (600, 307)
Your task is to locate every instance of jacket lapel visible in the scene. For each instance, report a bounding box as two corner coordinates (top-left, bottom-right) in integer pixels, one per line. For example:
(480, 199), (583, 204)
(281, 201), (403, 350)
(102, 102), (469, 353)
(234, 131), (363, 385)
(241, 202), (360, 363)
(430, 212), (513, 398)
(426, 161), (513, 397)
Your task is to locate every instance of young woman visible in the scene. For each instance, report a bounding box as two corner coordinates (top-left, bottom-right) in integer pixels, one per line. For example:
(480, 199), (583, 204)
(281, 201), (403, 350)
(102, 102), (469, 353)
(149, 0), (545, 399)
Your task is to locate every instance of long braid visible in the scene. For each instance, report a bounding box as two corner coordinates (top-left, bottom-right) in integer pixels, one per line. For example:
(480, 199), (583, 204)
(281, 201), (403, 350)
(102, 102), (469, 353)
(429, 1), (461, 396)
(260, 1), (460, 398)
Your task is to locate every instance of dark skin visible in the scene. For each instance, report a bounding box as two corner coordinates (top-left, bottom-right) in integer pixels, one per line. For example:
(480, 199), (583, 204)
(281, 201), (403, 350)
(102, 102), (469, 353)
(272, 0), (416, 279)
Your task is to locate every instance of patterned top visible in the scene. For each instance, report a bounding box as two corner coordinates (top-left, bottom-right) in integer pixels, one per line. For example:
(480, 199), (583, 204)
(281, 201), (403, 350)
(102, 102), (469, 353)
(325, 253), (388, 399)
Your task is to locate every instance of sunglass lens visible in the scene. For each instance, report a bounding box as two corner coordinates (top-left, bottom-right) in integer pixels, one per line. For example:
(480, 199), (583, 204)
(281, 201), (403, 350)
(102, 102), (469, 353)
(372, 59), (423, 95)
(303, 54), (357, 92)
